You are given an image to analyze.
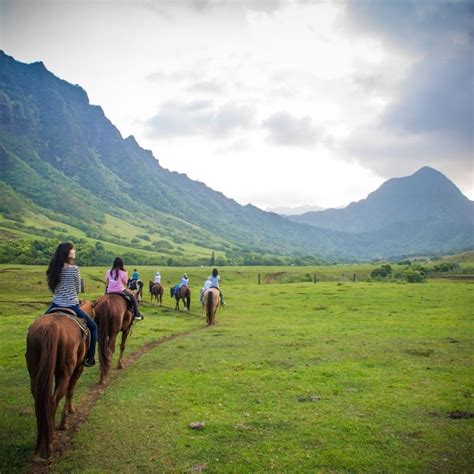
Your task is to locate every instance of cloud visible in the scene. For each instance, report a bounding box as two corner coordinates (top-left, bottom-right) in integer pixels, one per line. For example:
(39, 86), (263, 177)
(188, 0), (287, 14)
(187, 80), (226, 95)
(145, 100), (256, 138)
(342, 0), (473, 54)
(341, 0), (474, 190)
(262, 111), (321, 148)
(383, 49), (473, 145)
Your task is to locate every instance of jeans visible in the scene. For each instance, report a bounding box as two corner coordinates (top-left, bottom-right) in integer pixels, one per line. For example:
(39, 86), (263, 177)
(124, 291), (139, 318)
(46, 303), (97, 361)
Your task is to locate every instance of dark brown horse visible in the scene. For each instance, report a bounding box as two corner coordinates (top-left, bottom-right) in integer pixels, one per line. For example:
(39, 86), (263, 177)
(93, 294), (133, 385)
(128, 279), (144, 303)
(203, 287), (220, 326)
(171, 285), (191, 312)
(25, 301), (95, 460)
(149, 281), (163, 306)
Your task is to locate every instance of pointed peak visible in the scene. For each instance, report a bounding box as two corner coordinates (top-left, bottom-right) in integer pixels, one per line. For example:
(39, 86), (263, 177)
(413, 166), (444, 177)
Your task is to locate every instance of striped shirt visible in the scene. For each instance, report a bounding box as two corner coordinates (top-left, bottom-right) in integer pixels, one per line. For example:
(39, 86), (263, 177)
(52, 265), (81, 306)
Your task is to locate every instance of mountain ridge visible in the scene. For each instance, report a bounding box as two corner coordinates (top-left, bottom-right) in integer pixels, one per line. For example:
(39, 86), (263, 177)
(1, 50), (473, 263)
(289, 166), (473, 233)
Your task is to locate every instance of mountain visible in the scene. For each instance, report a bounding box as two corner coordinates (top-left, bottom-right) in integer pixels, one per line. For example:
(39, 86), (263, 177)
(289, 166), (474, 232)
(0, 51), (345, 264)
(0, 50), (473, 263)
(266, 204), (325, 216)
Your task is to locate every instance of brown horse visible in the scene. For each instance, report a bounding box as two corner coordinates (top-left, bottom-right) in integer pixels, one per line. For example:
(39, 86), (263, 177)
(25, 301), (95, 460)
(93, 294), (133, 385)
(203, 287), (220, 326)
(149, 281), (163, 306)
(171, 285), (191, 312)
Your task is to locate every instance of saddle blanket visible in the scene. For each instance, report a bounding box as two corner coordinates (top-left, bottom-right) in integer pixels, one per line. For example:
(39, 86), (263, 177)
(45, 308), (89, 340)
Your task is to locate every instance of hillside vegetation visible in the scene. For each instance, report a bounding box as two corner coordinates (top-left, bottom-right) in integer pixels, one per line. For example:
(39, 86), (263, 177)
(1, 50), (473, 264)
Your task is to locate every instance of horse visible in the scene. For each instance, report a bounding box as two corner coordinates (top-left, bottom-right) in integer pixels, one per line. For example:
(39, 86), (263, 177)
(203, 287), (221, 326)
(127, 279), (143, 303)
(170, 285), (191, 312)
(149, 281), (163, 306)
(92, 294), (134, 385)
(25, 301), (95, 460)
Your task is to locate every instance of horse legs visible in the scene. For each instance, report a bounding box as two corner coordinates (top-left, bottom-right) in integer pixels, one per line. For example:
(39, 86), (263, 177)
(55, 370), (74, 430)
(99, 332), (118, 385)
(60, 362), (85, 429)
(117, 327), (131, 370)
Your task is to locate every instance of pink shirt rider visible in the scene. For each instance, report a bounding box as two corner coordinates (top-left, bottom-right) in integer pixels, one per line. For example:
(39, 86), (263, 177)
(105, 269), (128, 293)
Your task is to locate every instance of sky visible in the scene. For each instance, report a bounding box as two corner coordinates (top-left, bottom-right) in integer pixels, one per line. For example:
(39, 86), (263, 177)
(1, 0), (473, 210)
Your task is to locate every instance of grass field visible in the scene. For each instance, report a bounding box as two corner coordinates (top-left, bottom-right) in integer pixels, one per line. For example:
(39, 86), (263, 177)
(0, 265), (473, 472)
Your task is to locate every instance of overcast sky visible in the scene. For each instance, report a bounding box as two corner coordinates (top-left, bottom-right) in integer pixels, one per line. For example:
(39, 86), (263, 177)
(1, 0), (472, 209)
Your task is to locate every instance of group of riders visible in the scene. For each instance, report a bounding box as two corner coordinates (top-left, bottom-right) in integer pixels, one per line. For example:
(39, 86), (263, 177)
(45, 241), (225, 369)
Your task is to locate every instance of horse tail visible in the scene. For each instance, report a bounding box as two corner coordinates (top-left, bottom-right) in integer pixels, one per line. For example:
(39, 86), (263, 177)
(27, 323), (58, 458)
(95, 300), (112, 381)
(98, 311), (110, 379)
(206, 290), (213, 325)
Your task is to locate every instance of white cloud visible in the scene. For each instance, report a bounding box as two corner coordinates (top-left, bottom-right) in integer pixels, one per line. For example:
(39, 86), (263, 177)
(262, 111), (320, 148)
(146, 101), (256, 138)
(2, 0), (472, 207)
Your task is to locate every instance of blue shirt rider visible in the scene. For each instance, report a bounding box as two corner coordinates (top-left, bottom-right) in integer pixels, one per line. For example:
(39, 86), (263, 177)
(173, 273), (189, 296)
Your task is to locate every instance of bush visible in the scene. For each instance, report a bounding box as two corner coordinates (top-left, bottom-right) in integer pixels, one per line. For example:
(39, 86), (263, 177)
(432, 262), (458, 272)
(404, 269), (426, 283)
(371, 264), (393, 279)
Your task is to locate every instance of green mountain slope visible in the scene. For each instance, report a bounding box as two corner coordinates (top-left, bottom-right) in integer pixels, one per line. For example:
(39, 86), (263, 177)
(1, 50), (473, 263)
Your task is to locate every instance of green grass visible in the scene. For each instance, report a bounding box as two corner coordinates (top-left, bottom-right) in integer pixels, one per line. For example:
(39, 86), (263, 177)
(0, 266), (473, 472)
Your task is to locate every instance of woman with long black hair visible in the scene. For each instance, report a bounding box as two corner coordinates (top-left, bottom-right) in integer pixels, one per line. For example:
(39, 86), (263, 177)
(46, 242), (97, 367)
(105, 256), (142, 321)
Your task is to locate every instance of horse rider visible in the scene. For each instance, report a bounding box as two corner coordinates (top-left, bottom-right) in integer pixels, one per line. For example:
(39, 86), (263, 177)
(128, 268), (140, 289)
(105, 257), (143, 321)
(45, 242), (97, 367)
(173, 273), (189, 296)
(200, 268), (225, 305)
(153, 271), (161, 285)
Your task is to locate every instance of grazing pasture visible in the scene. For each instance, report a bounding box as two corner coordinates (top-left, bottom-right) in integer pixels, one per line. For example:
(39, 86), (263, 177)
(0, 265), (472, 472)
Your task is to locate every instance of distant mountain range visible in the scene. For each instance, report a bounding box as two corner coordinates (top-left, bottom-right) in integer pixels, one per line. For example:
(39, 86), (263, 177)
(0, 50), (473, 263)
(266, 205), (325, 216)
(289, 167), (474, 233)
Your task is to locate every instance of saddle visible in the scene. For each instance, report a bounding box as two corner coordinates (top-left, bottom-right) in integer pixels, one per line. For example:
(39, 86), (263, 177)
(108, 292), (134, 310)
(45, 308), (89, 341)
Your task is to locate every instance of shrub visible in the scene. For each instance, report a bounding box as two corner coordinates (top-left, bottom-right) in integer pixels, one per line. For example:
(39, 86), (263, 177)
(404, 269), (426, 283)
(371, 264), (393, 279)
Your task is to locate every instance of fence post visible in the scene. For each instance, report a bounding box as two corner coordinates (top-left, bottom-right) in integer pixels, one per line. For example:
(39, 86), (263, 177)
(258, 273), (261, 285)
(80, 278), (85, 293)
(313, 274), (316, 284)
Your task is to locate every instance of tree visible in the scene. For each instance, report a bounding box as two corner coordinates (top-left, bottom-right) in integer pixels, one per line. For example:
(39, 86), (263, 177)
(210, 251), (215, 266)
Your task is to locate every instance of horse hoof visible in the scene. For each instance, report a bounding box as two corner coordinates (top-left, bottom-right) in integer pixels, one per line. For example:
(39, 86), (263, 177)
(68, 406), (76, 414)
(33, 453), (51, 463)
(117, 363), (124, 369)
(58, 423), (68, 431)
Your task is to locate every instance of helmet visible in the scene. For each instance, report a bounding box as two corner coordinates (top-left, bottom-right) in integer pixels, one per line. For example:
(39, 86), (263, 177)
(156, 271), (160, 275)
(183, 273), (188, 278)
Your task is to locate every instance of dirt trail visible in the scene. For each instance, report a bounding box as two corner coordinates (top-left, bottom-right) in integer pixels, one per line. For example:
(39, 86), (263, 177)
(28, 324), (205, 473)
